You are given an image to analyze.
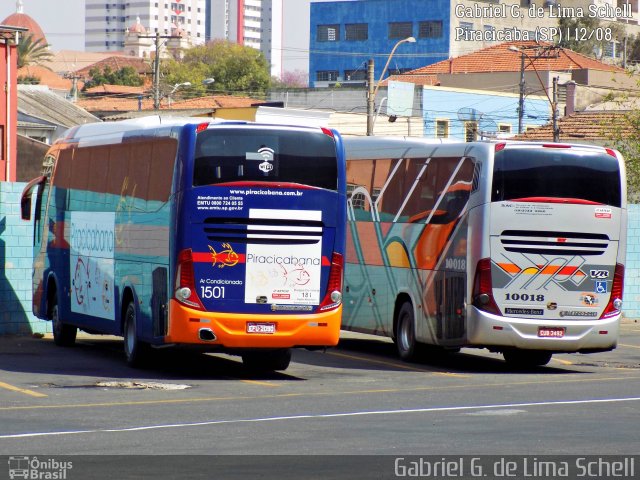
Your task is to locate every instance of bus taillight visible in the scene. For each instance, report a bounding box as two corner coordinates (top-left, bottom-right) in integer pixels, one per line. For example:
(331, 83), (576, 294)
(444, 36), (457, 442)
(175, 249), (205, 310)
(600, 263), (624, 319)
(318, 252), (343, 312)
(472, 258), (501, 316)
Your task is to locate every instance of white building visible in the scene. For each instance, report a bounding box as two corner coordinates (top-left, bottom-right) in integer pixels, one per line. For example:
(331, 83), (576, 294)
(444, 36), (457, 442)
(208, 0), (281, 76)
(85, 0), (206, 52)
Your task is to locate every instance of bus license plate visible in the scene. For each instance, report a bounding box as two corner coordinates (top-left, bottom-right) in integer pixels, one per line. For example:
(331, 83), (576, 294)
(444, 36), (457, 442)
(538, 327), (565, 338)
(247, 322), (276, 334)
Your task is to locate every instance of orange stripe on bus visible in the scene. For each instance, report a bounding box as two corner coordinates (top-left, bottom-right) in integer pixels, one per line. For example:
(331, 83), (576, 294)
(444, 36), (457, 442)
(497, 263), (521, 274)
(498, 263), (585, 277)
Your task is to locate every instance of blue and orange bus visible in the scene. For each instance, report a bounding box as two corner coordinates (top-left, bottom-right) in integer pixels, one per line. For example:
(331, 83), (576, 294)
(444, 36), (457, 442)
(21, 117), (346, 370)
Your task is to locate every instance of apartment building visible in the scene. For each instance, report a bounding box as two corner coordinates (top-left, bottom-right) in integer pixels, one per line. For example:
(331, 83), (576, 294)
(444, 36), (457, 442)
(309, 0), (638, 87)
(208, 0), (284, 77)
(85, 0), (206, 52)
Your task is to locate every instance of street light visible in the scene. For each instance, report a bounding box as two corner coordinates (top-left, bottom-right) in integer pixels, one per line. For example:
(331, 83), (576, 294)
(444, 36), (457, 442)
(167, 82), (191, 106)
(509, 45), (560, 140)
(366, 36), (416, 136)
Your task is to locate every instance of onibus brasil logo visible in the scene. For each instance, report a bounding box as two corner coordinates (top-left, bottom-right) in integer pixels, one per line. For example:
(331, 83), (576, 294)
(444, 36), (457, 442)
(8, 456), (73, 479)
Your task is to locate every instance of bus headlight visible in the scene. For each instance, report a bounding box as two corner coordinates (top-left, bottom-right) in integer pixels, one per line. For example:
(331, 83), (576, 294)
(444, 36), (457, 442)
(613, 298), (623, 310)
(330, 290), (342, 303)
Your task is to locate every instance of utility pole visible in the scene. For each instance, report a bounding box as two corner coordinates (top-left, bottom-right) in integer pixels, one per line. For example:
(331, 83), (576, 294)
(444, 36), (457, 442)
(139, 32), (179, 110)
(517, 52), (525, 135)
(552, 76), (559, 142)
(366, 59), (375, 136)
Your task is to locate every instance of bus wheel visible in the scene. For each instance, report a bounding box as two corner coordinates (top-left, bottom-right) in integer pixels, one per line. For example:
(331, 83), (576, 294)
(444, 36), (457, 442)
(242, 349), (292, 372)
(395, 302), (419, 361)
(503, 349), (552, 368)
(123, 302), (149, 367)
(50, 296), (77, 347)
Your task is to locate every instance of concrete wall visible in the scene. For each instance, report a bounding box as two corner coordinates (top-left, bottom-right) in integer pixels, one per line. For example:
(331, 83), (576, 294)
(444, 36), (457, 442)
(623, 204), (640, 320)
(0, 181), (48, 335)
(1, 181), (638, 336)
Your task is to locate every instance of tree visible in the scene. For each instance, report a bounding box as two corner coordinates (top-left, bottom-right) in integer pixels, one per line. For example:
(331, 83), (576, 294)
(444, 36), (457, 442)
(557, 17), (625, 60)
(16, 34), (53, 68)
(17, 74), (40, 84)
(161, 40), (271, 97)
(626, 34), (640, 64)
(610, 106), (640, 201)
(83, 66), (144, 90)
(271, 70), (309, 89)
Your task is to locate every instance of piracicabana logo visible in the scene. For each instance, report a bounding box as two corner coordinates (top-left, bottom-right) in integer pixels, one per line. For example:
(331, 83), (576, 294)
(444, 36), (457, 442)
(8, 456), (73, 479)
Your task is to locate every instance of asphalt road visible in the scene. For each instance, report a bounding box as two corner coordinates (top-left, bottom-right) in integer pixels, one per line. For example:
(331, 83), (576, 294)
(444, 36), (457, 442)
(1, 321), (639, 478)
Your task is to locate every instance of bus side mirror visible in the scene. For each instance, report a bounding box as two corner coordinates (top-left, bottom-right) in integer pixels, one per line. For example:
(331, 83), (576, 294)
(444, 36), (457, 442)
(21, 195), (32, 221)
(20, 175), (46, 221)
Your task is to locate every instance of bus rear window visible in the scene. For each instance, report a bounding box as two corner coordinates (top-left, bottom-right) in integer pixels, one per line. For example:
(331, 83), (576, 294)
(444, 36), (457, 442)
(194, 128), (338, 190)
(492, 148), (621, 207)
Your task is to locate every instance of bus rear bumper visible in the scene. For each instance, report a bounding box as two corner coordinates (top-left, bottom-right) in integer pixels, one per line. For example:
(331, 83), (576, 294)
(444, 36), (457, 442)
(165, 300), (341, 349)
(466, 307), (620, 352)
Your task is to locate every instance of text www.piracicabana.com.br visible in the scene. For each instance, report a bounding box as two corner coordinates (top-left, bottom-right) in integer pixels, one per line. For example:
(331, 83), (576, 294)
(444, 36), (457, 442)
(230, 188), (303, 197)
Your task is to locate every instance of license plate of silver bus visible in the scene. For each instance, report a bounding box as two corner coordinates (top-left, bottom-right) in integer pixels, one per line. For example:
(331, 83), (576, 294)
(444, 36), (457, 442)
(538, 327), (565, 338)
(247, 322), (276, 334)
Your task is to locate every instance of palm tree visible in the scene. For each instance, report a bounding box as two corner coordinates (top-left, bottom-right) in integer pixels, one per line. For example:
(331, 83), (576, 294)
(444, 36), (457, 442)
(16, 34), (53, 69)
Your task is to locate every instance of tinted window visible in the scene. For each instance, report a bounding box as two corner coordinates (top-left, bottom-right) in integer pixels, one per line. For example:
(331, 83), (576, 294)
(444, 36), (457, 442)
(194, 128), (338, 190)
(492, 148), (621, 207)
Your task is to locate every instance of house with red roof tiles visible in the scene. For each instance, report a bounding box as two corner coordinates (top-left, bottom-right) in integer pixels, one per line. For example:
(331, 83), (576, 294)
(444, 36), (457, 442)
(388, 41), (633, 112)
(513, 111), (634, 145)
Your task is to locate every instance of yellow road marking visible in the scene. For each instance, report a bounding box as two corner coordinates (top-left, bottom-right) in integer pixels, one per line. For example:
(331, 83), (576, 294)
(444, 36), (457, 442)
(240, 380), (280, 388)
(1, 374), (640, 412)
(327, 351), (465, 377)
(551, 358), (574, 366)
(0, 381), (47, 398)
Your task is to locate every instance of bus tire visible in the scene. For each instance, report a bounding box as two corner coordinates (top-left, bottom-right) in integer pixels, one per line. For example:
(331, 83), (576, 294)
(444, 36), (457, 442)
(395, 302), (420, 361)
(50, 295), (77, 347)
(242, 348), (292, 372)
(123, 302), (150, 367)
(503, 349), (552, 368)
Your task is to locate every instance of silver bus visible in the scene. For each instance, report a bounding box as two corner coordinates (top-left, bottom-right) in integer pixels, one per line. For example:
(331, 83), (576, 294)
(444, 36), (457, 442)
(342, 137), (626, 367)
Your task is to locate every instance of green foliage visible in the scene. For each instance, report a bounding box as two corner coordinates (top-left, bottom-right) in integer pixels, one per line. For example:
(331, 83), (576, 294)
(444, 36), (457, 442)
(83, 66), (144, 89)
(627, 35), (640, 64)
(609, 108), (640, 201)
(161, 40), (271, 97)
(16, 34), (53, 68)
(17, 74), (41, 85)
(557, 17), (624, 60)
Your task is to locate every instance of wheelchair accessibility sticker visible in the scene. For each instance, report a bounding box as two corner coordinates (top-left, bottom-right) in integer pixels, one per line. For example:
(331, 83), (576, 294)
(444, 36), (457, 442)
(595, 281), (607, 294)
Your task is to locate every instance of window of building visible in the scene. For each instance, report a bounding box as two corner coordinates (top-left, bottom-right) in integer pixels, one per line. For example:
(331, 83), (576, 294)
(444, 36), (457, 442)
(317, 24), (340, 42)
(459, 21), (473, 32)
(389, 22), (412, 39)
(603, 41), (615, 58)
(419, 20), (443, 38)
(345, 23), (368, 41)
(344, 69), (366, 81)
(317, 71), (339, 82)
(498, 124), (512, 134)
(465, 122), (478, 142)
(436, 120), (449, 138)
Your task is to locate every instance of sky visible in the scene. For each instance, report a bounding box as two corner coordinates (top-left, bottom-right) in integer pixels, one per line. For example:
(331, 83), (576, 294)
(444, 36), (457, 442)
(0, 0), (85, 51)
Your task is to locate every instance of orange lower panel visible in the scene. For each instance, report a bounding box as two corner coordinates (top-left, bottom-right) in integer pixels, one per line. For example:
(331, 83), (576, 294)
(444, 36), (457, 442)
(166, 300), (341, 348)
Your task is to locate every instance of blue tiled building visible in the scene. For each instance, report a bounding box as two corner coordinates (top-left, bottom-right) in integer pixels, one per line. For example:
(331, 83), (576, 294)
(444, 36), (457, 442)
(309, 0), (451, 87)
(421, 86), (550, 140)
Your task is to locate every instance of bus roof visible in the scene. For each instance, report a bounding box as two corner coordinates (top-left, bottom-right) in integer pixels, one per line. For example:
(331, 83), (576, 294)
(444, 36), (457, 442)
(61, 116), (232, 144)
